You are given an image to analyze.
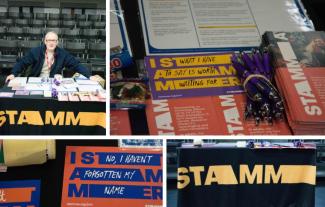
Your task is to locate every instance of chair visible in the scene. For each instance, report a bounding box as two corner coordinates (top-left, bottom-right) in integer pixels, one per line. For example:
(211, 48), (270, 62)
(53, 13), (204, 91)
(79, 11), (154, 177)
(65, 41), (86, 61)
(8, 12), (20, 19)
(0, 39), (18, 55)
(88, 14), (100, 21)
(22, 13), (33, 19)
(0, 19), (14, 27)
(7, 27), (24, 40)
(88, 42), (105, 59)
(31, 19), (45, 27)
(76, 14), (86, 21)
(25, 27), (44, 40)
(35, 13), (47, 20)
(81, 29), (98, 40)
(62, 20), (76, 29)
(62, 28), (80, 40)
(0, 12), (7, 19)
(0, 27), (6, 39)
(49, 13), (60, 20)
(93, 21), (105, 29)
(78, 21), (91, 29)
(47, 20), (60, 27)
(19, 40), (41, 56)
(62, 14), (75, 20)
(99, 29), (105, 41)
(15, 19), (29, 27)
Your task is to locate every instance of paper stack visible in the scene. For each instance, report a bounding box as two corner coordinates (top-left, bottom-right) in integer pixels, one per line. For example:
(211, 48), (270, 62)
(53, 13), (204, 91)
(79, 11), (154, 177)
(263, 31), (325, 134)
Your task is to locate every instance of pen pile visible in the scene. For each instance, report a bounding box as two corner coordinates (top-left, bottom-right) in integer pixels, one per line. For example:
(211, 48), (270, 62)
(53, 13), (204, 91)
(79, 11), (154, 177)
(231, 49), (285, 125)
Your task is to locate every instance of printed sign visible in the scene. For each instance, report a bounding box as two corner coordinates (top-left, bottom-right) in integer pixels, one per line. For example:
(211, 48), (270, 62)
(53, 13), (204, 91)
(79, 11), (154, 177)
(145, 53), (243, 100)
(61, 146), (163, 207)
(0, 180), (41, 207)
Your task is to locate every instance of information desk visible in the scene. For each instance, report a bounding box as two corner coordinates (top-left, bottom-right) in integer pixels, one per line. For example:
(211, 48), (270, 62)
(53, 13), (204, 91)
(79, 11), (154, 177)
(177, 146), (316, 207)
(0, 86), (106, 135)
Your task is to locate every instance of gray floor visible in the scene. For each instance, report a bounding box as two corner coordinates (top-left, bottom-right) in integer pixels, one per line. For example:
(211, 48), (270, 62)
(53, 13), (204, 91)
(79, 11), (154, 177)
(168, 186), (325, 207)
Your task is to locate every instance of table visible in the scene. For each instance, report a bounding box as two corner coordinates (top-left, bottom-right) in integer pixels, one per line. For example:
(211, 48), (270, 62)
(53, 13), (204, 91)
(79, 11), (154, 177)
(177, 146), (316, 207)
(0, 86), (106, 135)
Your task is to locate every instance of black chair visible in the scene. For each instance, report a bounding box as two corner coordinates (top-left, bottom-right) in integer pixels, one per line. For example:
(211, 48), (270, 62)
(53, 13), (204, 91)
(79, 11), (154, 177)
(0, 27), (6, 39)
(76, 14), (86, 21)
(88, 14), (100, 21)
(47, 20), (60, 27)
(25, 27), (44, 40)
(19, 40), (41, 56)
(100, 15), (106, 22)
(93, 21), (105, 29)
(0, 38), (18, 54)
(62, 20), (76, 29)
(49, 13), (60, 20)
(8, 12), (20, 19)
(78, 21), (92, 29)
(7, 27), (24, 40)
(99, 29), (105, 41)
(22, 12), (33, 19)
(65, 41), (87, 61)
(15, 19), (29, 27)
(62, 14), (75, 20)
(88, 42), (105, 59)
(0, 19), (14, 27)
(62, 28), (80, 40)
(0, 12), (7, 19)
(35, 13), (47, 20)
(31, 19), (45, 27)
(81, 29), (98, 40)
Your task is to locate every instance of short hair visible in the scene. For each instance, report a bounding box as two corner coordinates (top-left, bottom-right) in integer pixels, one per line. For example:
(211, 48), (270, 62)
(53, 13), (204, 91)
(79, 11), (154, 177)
(44, 31), (58, 40)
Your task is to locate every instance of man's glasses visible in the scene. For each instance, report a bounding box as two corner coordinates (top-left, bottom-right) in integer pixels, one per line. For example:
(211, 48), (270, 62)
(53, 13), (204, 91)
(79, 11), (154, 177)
(46, 39), (58, 43)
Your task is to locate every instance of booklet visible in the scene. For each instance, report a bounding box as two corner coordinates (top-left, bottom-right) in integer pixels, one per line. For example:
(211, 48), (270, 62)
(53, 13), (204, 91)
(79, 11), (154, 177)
(61, 146), (162, 207)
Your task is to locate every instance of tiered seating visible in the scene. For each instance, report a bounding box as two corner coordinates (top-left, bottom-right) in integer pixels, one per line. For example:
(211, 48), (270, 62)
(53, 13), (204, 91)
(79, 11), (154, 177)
(0, 9), (106, 79)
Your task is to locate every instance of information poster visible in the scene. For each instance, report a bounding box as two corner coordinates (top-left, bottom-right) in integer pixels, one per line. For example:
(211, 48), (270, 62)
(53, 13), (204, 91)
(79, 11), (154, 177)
(145, 53), (243, 100)
(61, 146), (163, 207)
(110, 110), (132, 135)
(139, 0), (313, 55)
(0, 180), (41, 207)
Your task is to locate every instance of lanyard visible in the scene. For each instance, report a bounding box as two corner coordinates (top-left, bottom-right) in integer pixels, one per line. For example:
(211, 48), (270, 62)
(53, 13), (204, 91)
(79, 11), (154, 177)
(45, 50), (55, 69)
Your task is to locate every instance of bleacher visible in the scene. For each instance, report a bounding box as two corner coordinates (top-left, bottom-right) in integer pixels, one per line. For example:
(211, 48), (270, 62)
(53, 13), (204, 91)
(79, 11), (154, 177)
(0, 7), (106, 83)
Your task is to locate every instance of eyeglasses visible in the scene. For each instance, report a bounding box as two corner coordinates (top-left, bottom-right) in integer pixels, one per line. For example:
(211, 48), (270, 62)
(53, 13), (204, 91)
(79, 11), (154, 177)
(46, 39), (58, 43)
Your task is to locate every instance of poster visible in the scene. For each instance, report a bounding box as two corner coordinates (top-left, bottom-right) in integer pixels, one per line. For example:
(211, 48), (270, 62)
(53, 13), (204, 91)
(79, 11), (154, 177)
(61, 146), (163, 207)
(0, 180), (41, 207)
(139, 0), (313, 55)
(145, 53), (243, 100)
(110, 110), (132, 135)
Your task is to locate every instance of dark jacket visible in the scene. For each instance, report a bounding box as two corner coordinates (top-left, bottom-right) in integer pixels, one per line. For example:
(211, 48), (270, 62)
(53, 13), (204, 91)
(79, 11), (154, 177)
(12, 44), (90, 78)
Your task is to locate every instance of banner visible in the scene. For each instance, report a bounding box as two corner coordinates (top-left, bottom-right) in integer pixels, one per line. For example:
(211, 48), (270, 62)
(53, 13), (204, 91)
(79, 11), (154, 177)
(177, 147), (316, 207)
(61, 146), (163, 207)
(0, 180), (40, 207)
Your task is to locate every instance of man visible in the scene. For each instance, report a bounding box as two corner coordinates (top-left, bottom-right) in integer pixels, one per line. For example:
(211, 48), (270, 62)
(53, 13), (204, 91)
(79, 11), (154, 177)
(6, 31), (96, 82)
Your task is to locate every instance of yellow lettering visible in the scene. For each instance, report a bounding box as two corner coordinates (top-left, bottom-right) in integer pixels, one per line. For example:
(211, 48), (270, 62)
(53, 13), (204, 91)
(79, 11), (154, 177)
(265, 165), (283, 184)
(154, 70), (165, 79)
(65, 112), (81, 125)
(205, 165), (238, 185)
(0, 111), (6, 127)
(149, 58), (157, 68)
(45, 111), (65, 125)
(240, 165), (263, 184)
(160, 58), (173, 67)
(177, 167), (190, 189)
(219, 65), (237, 75)
(17, 111), (43, 125)
(6, 110), (17, 124)
(189, 166), (204, 186)
(155, 80), (175, 91)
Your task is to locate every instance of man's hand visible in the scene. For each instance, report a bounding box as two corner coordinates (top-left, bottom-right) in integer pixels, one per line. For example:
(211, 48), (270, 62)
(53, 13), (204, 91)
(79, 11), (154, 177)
(5, 74), (15, 83)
